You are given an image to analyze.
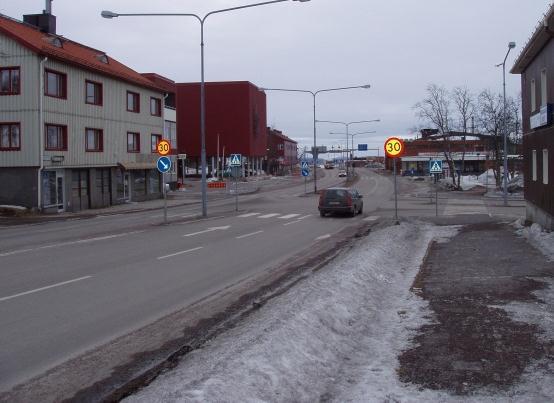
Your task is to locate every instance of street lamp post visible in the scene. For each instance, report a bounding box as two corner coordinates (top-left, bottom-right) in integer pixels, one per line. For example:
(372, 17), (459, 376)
(496, 41), (516, 207)
(318, 120), (379, 178)
(261, 85), (371, 193)
(102, 0), (310, 217)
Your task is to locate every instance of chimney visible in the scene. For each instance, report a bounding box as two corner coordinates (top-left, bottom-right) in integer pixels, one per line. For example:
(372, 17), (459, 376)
(23, 0), (56, 35)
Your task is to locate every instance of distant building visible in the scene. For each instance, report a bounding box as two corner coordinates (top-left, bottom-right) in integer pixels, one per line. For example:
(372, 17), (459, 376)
(390, 130), (496, 176)
(0, 9), (166, 212)
(176, 81), (267, 177)
(511, 4), (554, 230)
(266, 128), (298, 175)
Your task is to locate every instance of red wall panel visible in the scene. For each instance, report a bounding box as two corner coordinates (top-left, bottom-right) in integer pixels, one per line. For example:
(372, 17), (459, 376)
(176, 81), (267, 158)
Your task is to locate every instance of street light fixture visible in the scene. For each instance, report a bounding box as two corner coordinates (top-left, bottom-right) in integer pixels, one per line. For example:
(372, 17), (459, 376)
(317, 119), (380, 177)
(496, 41), (516, 207)
(102, 0), (310, 217)
(260, 85), (371, 192)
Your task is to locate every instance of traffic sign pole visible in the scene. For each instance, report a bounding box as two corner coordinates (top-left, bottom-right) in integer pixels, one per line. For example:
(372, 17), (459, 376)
(394, 159), (398, 222)
(163, 172), (167, 224)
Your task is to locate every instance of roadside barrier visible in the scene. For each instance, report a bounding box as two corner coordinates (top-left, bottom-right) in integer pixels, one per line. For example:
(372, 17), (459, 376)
(207, 181), (226, 189)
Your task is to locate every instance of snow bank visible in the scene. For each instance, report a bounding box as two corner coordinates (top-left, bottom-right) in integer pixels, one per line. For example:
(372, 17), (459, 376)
(127, 223), (460, 403)
(514, 219), (554, 261)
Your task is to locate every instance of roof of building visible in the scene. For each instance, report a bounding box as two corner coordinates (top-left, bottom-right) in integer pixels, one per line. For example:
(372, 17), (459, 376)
(268, 128), (298, 144)
(511, 4), (554, 74)
(0, 13), (164, 92)
(141, 73), (176, 93)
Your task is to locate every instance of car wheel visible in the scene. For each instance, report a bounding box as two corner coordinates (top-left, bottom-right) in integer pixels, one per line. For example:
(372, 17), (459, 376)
(358, 205), (363, 215)
(350, 208), (356, 217)
(320, 211), (325, 217)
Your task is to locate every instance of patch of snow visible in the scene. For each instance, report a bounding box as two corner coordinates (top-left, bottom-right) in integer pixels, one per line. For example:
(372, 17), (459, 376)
(491, 277), (554, 401)
(126, 223), (461, 402)
(0, 205), (27, 211)
(515, 222), (554, 261)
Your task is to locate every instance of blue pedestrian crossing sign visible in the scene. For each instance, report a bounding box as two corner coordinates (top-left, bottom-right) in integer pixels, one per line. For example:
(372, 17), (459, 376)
(429, 159), (443, 174)
(301, 161), (309, 170)
(157, 156), (172, 173)
(230, 154), (242, 167)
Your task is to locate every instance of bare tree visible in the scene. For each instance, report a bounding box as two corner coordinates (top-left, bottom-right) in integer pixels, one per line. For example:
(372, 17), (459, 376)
(452, 86), (475, 188)
(414, 84), (458, 187)
(476, 89), (503, 186)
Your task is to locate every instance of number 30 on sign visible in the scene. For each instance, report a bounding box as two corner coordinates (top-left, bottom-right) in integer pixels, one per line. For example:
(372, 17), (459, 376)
(157, 140), (171, 156)
(384, 137), (405, 158)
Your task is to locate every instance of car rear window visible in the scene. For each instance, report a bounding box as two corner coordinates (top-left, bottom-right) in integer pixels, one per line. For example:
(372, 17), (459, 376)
(324, 189), (348, 200)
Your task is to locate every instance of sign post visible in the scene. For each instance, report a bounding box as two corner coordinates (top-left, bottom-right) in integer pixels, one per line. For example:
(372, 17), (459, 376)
(429, 159), (443, 217)
(157, 155), (172, 224)
(230, 154), (242, 212)
(384, 137), (405, 223)
(301, 160), (310, 194)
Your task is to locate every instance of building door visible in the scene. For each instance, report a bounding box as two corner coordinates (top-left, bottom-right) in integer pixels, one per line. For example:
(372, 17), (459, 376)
(116, 169), (130, 201)
(71, 170), (90, 212)
(41, 170), (65, 212)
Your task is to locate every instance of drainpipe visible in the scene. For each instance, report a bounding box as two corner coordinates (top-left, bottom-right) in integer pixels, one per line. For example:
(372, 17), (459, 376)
(37, 56), (47, 211)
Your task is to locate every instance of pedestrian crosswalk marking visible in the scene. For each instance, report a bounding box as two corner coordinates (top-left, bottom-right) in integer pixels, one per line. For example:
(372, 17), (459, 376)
(364, 216), (380, 221)
(278, 214), (301, 219)
(258, 213), (281, 218)
(238, 213), (261, 218)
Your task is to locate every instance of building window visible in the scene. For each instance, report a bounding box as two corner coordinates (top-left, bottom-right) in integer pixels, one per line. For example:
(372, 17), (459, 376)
(544, 149), (549, 185)
(127, 132), (140, 153)
(164, 120), (177, 149)
(127, 91), (140, 113)
(85, 80), (103, 106)
(45, 69), (67, 99)
(531, 79), (536, 112)
(85, 128), (103, 152)
(151, 134), (162, 153)
(541, 69), (547, 108)
(150, 97), (162, 116)
(0, 123), (20, 150)
(45, 124), (67, 150)
(532, 149), (537, 181)
(0, 67), (20, 95)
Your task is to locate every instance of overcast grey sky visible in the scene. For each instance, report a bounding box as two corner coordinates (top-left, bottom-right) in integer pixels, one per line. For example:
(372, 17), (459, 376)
(2, 0), (551, 154)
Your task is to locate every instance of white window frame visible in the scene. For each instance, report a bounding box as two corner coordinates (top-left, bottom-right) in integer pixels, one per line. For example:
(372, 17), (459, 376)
(531, 79), (537, 112)
(532, 149), (537, 181)
(542, 148), (548, 185)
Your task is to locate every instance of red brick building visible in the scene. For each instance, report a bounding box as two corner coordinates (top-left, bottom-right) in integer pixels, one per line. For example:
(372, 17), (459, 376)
(176, 81), (267, 176)
(266, 128), (298, 175)
(512, 4), (554, 230)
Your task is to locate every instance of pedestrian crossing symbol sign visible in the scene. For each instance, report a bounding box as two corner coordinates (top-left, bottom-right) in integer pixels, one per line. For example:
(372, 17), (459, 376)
(429, 159), (443, 174)
(301, 161), (309, 170)
(230, 154), (242, 167)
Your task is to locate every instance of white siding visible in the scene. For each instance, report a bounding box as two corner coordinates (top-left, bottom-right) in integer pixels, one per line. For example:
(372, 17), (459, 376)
(0, 34), (41, 167)
(0, 33), (165, 169)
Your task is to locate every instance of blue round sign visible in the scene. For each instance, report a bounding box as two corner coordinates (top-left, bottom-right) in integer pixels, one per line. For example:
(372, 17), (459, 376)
(301, 168), (310, 177)
(157, 156), (172, 173)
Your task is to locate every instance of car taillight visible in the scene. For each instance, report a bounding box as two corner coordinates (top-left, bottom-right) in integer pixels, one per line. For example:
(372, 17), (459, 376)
(346, 195), (352, 206)
(319, 192), (324, 204)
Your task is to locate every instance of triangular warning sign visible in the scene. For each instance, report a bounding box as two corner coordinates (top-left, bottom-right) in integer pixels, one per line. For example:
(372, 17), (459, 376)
(230, 155), (241, 166)
(431, 161), (441, 172)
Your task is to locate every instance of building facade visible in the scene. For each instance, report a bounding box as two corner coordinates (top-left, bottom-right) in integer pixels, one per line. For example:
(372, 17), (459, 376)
(0, 11), (166, 212)
(266, 128), (298, 175)
(176, 81), (267, 177)
(512, 4), (554, 230)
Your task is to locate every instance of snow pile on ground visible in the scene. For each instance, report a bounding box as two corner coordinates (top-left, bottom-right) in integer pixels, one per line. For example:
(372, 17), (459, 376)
(493, 277), (554, 401)
(459, 175), (482, 191)
(127, 223), (460, 403)
(514, 219), (554, 261)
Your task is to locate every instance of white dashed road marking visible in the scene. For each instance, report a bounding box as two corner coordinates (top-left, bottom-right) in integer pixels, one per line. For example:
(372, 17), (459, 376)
(157, 247), (204, 260)
(236, 230), (264, 239)
(278, 214), (301, 219)
(0, 276), (92, 303)
(258, 213), (280, 219)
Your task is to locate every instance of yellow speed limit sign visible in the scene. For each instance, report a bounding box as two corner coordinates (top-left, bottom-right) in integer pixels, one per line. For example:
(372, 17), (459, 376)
(384, 137), (405, 158)
(157, 140), (171, 156)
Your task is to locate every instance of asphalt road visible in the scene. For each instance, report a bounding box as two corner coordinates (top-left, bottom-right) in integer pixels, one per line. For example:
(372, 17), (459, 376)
(0, 168), (393, 391)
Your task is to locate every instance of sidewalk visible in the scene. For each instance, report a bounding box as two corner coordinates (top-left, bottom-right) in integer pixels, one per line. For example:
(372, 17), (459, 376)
(399, 218), (554, 399)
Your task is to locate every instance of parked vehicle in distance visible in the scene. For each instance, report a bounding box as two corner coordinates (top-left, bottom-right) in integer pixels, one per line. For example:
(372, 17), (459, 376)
(338, 169), (347, 177)
(318, 187), (363, 217)
(324, 161), (335, 169)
